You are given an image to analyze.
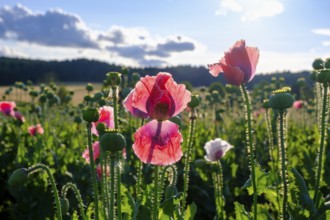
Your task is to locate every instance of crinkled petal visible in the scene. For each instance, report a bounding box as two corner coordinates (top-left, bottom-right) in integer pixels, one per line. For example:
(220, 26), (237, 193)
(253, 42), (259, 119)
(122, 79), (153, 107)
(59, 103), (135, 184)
(165, 73), (191, 116)
(133, 120), (183, 165)
(208, 63), (223, 77)
(123, 89), (149, 118)
(132, 75), (156, 113)
(220, 64), (245, 86)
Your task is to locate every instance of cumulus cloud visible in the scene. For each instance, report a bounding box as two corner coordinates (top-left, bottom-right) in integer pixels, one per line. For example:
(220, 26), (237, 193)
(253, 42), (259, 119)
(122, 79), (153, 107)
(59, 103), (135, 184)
(0, 4), (98, 48)
(312, 28), (330, 36)
(215, 0), (284, 21)
(0, 4), (200, 67)
(0, 46), (25, 57)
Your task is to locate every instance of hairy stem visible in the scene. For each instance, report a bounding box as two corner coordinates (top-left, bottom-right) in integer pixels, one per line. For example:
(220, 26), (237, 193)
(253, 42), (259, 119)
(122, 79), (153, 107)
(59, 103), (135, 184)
(61, 182), (87, 220)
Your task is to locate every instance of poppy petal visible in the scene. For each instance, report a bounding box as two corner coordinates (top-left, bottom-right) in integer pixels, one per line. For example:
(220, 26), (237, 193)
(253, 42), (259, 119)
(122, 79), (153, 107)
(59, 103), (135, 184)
(133, 120), (183, 165)
(220, 64), (245, 86)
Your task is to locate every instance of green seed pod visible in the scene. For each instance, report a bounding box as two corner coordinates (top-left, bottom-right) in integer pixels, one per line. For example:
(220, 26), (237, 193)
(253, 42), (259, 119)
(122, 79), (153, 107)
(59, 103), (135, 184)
(164, 185), (178, 199)
(132, 72), (141, 82)
(316, 69), (330, 83)
(100, 132), (126, 152)
(188, 94), (200, 108)
(60, 198), (70, 214)
(310, 71), (317, 81)
(312, 58), (324, 70)
(106, 72), (122, 87)
(82, 107), (99, 123)
(86, 83), (94, 92)
(8, 168), (29, 187)
(169, 116), (182, 129)
(93, 92), (104, 101)
(96, 122), (106, 136)
(39, 94), (47, 103)
(84, 95), (92, 102)
(325, 58), (330, 69)
(73, 115), (82, 124)
(269, 87), (294, 110)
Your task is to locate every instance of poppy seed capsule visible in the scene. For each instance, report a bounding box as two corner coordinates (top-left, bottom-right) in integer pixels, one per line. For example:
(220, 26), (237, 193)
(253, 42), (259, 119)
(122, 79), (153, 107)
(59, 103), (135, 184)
(312, 58), (324, 70)
(106, 72), (122, 87)
(262, 99), (270, 109)
(269, 88), (294, 110)
(8, 168), (29, 187)
(60, 198), (70, 214)
(316, 69), (330, 84)
(169, 116), (182, 129)
(188, 95), (200, 108)
(100, 132), (126, 152)
(82, 107), (99, 123)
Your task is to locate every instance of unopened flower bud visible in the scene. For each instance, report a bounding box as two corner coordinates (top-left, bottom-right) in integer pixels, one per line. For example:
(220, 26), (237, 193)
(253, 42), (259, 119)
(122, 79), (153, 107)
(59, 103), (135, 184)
(82, 107), (99, 123)
(39, 94), (47, 103)
(86, 83), (94, 92)
(269, 87), (294, 110)
(60, 198), (70, 214)
(8, 168), (28, 187)
(169, 116), (182, 129)
(164, 185), (178, 199)
(188, 95), (200, 108)
(262, 99), (270, 109)
(100, 132), (126, 153)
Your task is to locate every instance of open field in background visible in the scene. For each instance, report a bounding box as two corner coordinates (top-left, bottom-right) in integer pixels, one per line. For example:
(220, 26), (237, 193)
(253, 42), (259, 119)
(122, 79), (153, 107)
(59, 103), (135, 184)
(0, 83), (103, 105)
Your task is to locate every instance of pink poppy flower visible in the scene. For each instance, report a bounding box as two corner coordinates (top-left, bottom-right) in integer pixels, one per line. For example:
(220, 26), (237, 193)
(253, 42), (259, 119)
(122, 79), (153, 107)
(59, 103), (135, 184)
(82, 141), (100, 163)
(204, 138), (233, 162)
(96, 164), (110, 179)
(123, 89), (149, 119)
(293, 100), (304, 109)
(126, 72), (191, 165)
(91, 106), (115, 136)
(208, 40), (259, 86)
(14, 111), (25, 123)
(0, 101), (16, 116)
(28, 124), (44, 136)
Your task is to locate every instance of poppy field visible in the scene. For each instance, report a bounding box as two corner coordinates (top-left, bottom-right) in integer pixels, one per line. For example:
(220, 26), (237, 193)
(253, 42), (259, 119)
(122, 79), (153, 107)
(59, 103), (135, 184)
(1, 40), (330, 220)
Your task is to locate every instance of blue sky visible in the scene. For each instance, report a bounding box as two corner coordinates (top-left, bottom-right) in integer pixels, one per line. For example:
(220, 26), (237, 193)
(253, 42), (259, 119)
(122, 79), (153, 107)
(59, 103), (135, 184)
(0, 0), (329, 73)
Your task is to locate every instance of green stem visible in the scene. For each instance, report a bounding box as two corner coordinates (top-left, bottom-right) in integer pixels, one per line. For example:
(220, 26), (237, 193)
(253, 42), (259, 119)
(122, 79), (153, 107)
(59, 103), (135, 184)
(27, 164), (62, 220)
(86, 123), (99, 220)
(213, 161), (224, 220)
(161, 165), (178, 186)
(61, 182), (87, 220)
(182, 108), (196, 213)
(109, 153), (116, 220)
(100, 144), (109, 218)
(265, 109), (281, 213)
(279, 111), (288, 219)
(152, 165), (160, 220)
(240, 85), (257, 220)
(136, 160), (143, 201)
(313, 83), (329, 204)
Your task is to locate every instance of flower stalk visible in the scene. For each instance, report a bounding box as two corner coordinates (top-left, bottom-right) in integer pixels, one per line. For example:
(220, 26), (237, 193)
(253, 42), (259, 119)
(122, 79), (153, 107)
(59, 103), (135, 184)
(240, 85), (258, 219)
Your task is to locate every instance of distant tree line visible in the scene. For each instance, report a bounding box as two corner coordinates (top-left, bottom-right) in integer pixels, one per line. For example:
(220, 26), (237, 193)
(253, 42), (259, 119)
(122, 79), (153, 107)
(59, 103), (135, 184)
(0, 57), (314, 91)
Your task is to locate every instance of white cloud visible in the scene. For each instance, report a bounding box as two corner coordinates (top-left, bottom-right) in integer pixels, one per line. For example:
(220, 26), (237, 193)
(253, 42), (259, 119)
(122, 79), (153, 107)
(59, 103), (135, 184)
(312, 28), (330, 36)
(0, 46), (25, 57)
(215, 0), (284, 21)
(322, 41), (330, 46)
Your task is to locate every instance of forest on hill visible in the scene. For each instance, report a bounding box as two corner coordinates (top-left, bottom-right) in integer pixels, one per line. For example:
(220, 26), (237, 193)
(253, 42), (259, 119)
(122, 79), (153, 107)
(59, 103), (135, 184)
(0, 57), (313, 90)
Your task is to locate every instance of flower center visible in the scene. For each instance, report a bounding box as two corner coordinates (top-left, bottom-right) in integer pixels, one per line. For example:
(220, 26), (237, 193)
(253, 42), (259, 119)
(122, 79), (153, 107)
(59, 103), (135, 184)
(215, 149), (223, 160)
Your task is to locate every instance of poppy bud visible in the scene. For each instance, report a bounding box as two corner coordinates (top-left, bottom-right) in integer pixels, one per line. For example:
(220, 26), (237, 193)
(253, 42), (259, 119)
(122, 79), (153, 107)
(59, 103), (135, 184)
(82, 107), (99, 123)
(106, 72), (122, 87)
(169, 116), (182, 129)
(86, 83), (94, 92)
(269, 87), (294, 110)
(96, 122), (106, 136)
(8, 168), (29, 187)
(188, 95), (200, 108)
(164, 185), (178, 199)
(39, 94), (47, 103)
(100, 132), (126, 153)
(316, 69), (330, 84)
(60, 198), (70, 214)
(312, 58), (324, 70)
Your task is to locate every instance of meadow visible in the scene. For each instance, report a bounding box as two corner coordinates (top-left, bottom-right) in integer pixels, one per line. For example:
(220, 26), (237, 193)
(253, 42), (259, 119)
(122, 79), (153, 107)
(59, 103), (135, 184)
(1, 56), (330, 219)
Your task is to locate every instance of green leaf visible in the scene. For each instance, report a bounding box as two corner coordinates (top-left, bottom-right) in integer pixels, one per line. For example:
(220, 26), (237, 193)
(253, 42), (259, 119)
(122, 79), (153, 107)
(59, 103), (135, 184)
(242, 162), (268, 196)
(234, 202), (251, 220)
(291, 168), (316, 215)
(184, 202), (197, 220)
